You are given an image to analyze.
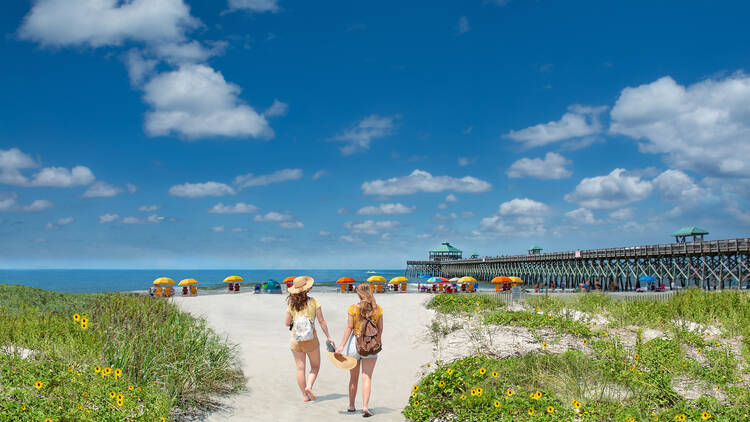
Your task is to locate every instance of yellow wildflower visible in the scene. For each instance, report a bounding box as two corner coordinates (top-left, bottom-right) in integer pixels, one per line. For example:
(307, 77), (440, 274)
(94, 366), (101, 373)
(494, 400), (501, 408)
(634, 353), (640, 361)
(128, 385), (134, 391)
(506, 389), (514, 397)
(572, 400), (582, 409)
(460, 394), (466, 400)
(412, 385), (419, 392)
(547, 406), (555, 413)
(479, 367), (486, 375)
(439, 381), (445, 387)
(35, 381), (43, 389)
(114, 368), (122, 378)
(528, 408), (535, 415)
(492, 371), (498, 378)
(446, 368), (453, 375)
(109, 392), (116, 399)
(73, 313), (80, 322)
(411, 392), (417, 398)
(701, 412), (712, 420)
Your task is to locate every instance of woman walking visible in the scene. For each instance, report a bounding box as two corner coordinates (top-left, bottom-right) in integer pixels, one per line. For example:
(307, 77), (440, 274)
(336, 283), (384, 417)
(285, 276), (334, 401)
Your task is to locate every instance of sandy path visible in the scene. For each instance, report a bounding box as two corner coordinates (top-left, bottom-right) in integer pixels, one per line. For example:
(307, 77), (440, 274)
(174, 292), (435, 421)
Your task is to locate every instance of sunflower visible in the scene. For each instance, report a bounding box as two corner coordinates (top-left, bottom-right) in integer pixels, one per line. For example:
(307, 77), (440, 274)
(412, 385), (419, 392)
(494, 400), (501, 408)
(701, 412), (712, 420)
(535, 307), (541, 312)
(697, 348), (701, 354)
(583, 339), (588, 345)
(114, 368), (122, 378)
(716, 386), (721, 391)
(471, 389), (477, 396)
(528, 408), (535, 416)
(161, 418), (166, 422)
(35, 381), (43, 389)
(626, 418), (635, 422)
(81, 317), (88, 325)
(413, 401), (419, 407)
(547, 406), (555, 413)
(547, 315), (553, 321)
(634, 353), (640, 361)
(44, 419), (51, 422)
(476, 387), (483, 397)
(103, 367), (112, 376)
(542, 342), (548, 349)
(491, 371), (498, 378)
(479, 367), (486, 375)
(572, 400), (582, 409)
(460, 394), (466, 400)
(67, 366), (73, 373)
(73, 313), (81, 322)
(438, 381), (445, 387)
(505, 389), (514, 397)
(446, 368), (453, 375)
(81, 322), (88, 330)
(21, 405), (26, 411)
(117, 399), (123, 407)
(117, 394), (123, 401)
(411, 392), (417, 398)
(674, 414), (686, 421)
(128, 385), (134, 391)
(109, 392), (116, 399)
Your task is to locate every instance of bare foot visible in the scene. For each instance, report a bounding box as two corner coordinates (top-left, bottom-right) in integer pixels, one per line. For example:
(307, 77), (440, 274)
(302, 393), (310, 402)
(304, 387), (316, 401)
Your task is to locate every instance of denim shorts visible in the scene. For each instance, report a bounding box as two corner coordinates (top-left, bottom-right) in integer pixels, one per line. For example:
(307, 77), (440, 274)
(344, 332), (378, 360)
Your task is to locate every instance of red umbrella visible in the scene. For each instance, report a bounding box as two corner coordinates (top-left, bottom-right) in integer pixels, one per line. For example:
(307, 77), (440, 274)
(284, 276), (298, 288)
(337, 277), (356, 283)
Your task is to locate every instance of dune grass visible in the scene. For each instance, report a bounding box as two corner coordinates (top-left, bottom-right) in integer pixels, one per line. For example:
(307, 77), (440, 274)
(0, 284), (244, 421)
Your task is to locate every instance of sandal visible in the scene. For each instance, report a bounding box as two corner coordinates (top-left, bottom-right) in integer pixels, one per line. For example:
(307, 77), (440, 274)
(347, 408), (356, 413)
(363, 410), (374, 418)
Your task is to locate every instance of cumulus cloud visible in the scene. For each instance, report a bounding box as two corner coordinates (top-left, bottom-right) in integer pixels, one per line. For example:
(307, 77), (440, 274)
(312, 170), (329, 180)
(652, 169), (707, 202)
(362, 169), (491, 196)
(153, 40), (226, 65)
(231, 227), (248, 232)
(610, 74), (750, 177)
(46, 216), (74, 230)
(608, 207), (634, 221)
(212, 225), (225, 232)
(357, 203), (415, 215)
(254, 211), (292, 222)
(99, 213), (120, 223)
(124, 48), (159, 85)
(83, 181), (122, 198)
(457, 157), (473, 167)
(477, 198), (549, 237)
(0, 148), (95, 188)
(457, 16), (470, 34)
(345, 220), (400, 235)
(331, 115), (397, 155)
(233, 168), (302, 188)
(260, 235), (288, 243)
(507, 152), (572, 179)
(565, 208), (600, 225)
(0, 194), (54, 213)
(445, 194), (458, 203)
(122, 214), (165, 224)
(18, 0), (199, 47)
(264, 99), (288, 117)
(169, 181), (235, 198)
(143, 64), (273, 139)
(499, 198), (549, 216)
(208, 202), (258, 214)
(228, 0), (281, 13)
(564, 168), (653, 209)
(504, 105), (607, 148)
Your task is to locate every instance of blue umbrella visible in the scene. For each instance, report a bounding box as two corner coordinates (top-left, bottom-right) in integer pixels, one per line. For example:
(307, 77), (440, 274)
(419, 274), (432, 278)
(639, 275), (656, 283)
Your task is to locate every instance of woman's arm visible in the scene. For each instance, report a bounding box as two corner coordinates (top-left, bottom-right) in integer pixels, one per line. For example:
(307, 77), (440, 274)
(335, 313), (355, 354)
(285, 310), (292, 327)
(315, 307), (334, 344)
(378, 315), (384, 336)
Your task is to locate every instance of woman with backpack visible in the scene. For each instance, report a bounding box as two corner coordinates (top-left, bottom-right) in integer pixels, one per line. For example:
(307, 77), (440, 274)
(335, 283), (383, 417)
(285, 276), (334, 402)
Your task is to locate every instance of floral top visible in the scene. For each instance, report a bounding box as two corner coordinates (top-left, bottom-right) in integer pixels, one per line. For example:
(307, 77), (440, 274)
(348, 303), (383, 335)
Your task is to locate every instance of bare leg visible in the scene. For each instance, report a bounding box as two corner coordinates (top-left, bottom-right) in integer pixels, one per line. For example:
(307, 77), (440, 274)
(361, 358), (377, 413)
(348, 360), (361, 410)
(292, 350), (309, 401)
(305, 347), (321, 400)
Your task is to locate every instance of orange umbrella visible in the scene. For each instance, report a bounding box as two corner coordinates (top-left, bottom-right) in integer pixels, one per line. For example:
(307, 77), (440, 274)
(284, 276), (298, 287)
(492, 276), (512, 283)
(337, 277), (356, 284)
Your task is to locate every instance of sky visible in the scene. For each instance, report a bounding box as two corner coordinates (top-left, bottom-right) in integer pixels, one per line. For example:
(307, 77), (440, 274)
(1, 0), (749, 269)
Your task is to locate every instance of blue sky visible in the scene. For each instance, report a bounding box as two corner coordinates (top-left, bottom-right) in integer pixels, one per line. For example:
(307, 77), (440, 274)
(1, 0), (749, 269)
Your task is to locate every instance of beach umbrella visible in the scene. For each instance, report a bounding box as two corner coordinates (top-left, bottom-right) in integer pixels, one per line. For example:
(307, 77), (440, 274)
(448, 277), (461, 283)
(223, 275), (243, 283)
(491, 276), (512, 284)
(284, 276), (298, 288)
(337, 277), (357, 284)
(153, 277), (174, 285)
(458, 276), (477, 284)
(178, 278), (198, 286)
(509, 276), (523, 285)
(427, 276), (449, 283)
(390, 276), (409, 284)
(367, 275), (387, 283)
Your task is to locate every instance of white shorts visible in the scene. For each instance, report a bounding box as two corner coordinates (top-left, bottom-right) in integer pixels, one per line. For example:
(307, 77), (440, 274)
(344, 332), (378, 360)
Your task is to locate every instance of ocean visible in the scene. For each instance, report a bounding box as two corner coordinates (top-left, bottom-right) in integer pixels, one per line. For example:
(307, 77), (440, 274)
(0, 269), (407, 293)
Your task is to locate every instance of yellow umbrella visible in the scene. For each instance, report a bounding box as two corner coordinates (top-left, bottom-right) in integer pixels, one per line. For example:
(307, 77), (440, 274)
(223, 275), (243, 283)
(178, 278), (198, 286)
(389, 276), (409, 284)
(458, 276), (477, 284)
(153, 277), (174, 285)
(367, 275), (387, 283)
(509, 276), (523, 284)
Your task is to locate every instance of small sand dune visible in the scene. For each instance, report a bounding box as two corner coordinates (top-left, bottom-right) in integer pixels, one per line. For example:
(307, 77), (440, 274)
(174, 292), (435, 421)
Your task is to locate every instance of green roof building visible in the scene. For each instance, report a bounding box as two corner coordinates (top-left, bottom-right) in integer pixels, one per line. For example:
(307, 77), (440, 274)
(671, 227), (709, 243)
(528, 245), (543, 255)
(430, 242), (463, 261)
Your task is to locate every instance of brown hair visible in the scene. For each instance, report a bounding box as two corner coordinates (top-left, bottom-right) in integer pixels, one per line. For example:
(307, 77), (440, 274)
(287, 290), (310, 312)
(355, 283), (377, 320)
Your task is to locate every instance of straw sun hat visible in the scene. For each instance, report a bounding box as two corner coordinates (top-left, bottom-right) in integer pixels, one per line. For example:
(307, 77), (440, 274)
(287, 275), (315, 294)
(325, 340), (357, 370)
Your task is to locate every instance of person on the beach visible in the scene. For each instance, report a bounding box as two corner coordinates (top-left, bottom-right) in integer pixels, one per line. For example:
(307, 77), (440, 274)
(285, 276), (334, 402)
(336, 282), (383, 417)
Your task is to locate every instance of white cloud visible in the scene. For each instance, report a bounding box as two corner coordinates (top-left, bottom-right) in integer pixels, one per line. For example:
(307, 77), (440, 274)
(0, 148), (38, 186)
(260, 235), (288, 243)
(435, 211), (473, 220)
(280, 221), (303, 229)
(125, 183), (137, 193)
(0, 194), (54, 213)
(228, 0), (281, 13)
(146, 214), (165, 223)
(124, 48), (158, 85)
(312, 170), (329, 180)
(339, 235), (360, 243)
(504, 105), (607, 148)
(264, 99), (288, 117)
(1, 148), (95, 188)
(122, 214), (165, 224)
(610, 74), (750, 177)
(564, 168), (653, 209)
(565, 208), (600, 225)
(319, 230), (331, 236)
(507, 152), (572, 179)
(437, 203), (448, 209)
(337, 208), (349, 214)
(254, 211), (292, 222)
(22, 199), (54, 212)
(122, 216), (140, 224)
(231, 227), (248, 232)
(445, 194), (458, 203)
(83, 181), (122, 198)
(499, 198), (549, 216)
(457, 157), (473, 166)
(18, 0), (199, 48)
(457, 16), (470, 34)
(143, 64), (273, 139)
(99, 213), (120, 223)
(652, 169), (706, 202)
(233, 168), (302, 188)
(169, 181), (235, 198)
(208, 202), (259, 214)
(345, 220), (400, 235)
(331, 115), (397, 155)
(608, 208), (634, 221)
(153, 40), (226, 65)
(29, 166), (95, 187)
(362, 169), (491, 196)
(212, 225), (225, 232)
(357, 203), (415, 215)
(138, 205), (161, 212)
(46, 216), (74, 230)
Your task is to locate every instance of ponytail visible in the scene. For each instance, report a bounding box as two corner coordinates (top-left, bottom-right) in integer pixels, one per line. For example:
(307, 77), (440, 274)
(356, 282), (377, 320)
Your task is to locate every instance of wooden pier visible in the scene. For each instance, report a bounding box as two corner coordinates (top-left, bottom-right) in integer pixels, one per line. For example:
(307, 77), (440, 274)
(406, 238), (750, 290)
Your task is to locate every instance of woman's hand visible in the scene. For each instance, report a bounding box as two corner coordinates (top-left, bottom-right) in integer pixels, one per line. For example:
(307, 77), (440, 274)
(326, 336), (334, 345)
(335, 345), (344, 354)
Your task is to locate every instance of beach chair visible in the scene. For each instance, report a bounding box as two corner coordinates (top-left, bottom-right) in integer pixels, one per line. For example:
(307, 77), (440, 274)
(340, 284), (346, 293)
(467, 284), (475, 293)
(376, 284), (384, 293)
(235, 283), (240, 293)
(190, 285), (197, 296)
(155, 286), (163, 296)
(401, 283), (407, 292)
(228, 283), (234, 292)
(461, 284), (467, 292)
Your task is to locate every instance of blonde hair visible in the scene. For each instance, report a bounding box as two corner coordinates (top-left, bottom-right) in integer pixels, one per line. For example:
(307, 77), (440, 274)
(355, 283), (377, 319)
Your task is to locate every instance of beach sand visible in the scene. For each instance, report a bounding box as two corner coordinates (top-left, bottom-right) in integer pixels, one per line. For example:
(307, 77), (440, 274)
(174, 291), (435, 421)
